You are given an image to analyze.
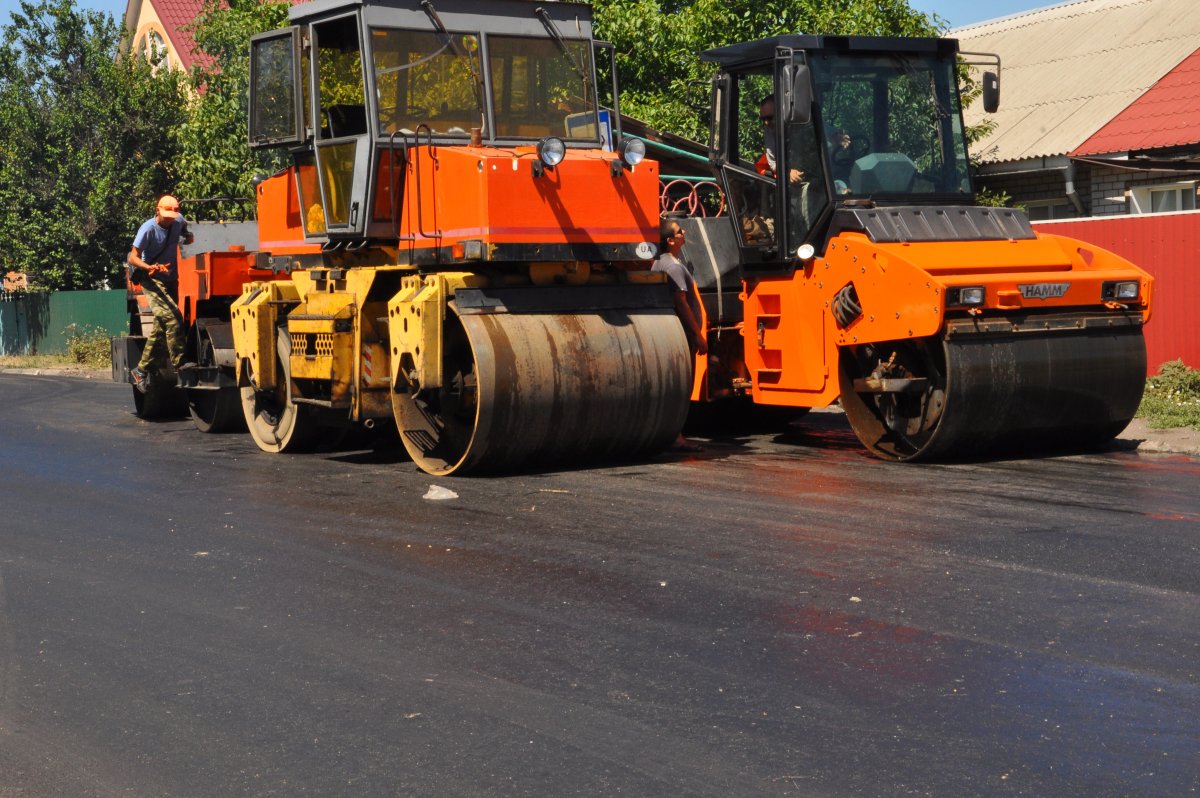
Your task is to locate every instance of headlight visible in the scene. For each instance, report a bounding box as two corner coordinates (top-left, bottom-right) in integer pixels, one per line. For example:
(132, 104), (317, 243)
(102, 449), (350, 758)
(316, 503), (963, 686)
(1102, 280), (1139, 301)
(618, 137), (646, 167)
(537, 137), (566, 168)
(947, 286), (985, 306)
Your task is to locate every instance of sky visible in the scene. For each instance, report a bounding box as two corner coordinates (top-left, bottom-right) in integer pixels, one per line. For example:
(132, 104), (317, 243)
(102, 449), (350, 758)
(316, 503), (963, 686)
(907, 0), (1062, 29)
(0, 0), (1056, 33)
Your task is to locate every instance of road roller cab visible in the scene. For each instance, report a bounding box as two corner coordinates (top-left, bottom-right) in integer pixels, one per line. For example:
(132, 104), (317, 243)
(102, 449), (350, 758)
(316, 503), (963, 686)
(688, 35), (1153, 459)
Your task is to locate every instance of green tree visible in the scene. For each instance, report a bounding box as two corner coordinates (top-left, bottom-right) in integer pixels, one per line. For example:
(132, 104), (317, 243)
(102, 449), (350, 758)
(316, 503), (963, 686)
(593, 0), (942, 140)
(0, 0), (187, 290)
(176, 0), (290, 209)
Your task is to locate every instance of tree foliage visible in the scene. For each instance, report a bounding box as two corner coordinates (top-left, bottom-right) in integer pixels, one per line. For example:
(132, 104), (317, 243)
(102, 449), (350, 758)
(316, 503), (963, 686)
(0, 0), (186, 289)
(0, 0), (973, 290)
(175, 0), (290, 208)
(594, 0), (943, 140)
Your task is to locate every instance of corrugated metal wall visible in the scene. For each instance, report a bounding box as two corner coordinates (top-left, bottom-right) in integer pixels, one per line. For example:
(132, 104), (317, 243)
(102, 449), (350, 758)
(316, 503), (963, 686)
(1034, 212), (1200, 373)
(0, 291), (126, 356)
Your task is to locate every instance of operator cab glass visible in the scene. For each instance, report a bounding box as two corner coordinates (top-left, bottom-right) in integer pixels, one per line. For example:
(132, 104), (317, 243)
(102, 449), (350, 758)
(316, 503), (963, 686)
(706, 38), (976, 267)
(716, 68), (828, 263)
(813, 53), (972, 199)
(371, 29), (484, 138)
(248, 1), (604, 242)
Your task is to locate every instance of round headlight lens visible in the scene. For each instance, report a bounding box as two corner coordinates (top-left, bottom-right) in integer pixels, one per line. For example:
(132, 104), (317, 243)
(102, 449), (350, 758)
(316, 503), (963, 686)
(537, 137), (566, 168)
(619, 137), (646, 166)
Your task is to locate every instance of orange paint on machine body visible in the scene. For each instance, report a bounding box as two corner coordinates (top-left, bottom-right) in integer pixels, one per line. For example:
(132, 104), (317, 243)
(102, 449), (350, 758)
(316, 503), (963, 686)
(738, 232), (1154, 411)
(392, 146), (660, 261)
(254, 167), (324, 257)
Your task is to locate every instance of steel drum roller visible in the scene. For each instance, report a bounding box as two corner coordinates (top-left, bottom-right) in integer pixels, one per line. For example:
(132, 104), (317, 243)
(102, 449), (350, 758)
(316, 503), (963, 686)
(840, 327), (1147, 460)
(393, 306), (693, 475)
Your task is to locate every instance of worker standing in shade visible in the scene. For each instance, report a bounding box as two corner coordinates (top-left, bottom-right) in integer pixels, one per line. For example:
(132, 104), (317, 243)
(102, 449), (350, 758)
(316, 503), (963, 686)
(654, 217), (707, 452)
(127, 195), (194, 392)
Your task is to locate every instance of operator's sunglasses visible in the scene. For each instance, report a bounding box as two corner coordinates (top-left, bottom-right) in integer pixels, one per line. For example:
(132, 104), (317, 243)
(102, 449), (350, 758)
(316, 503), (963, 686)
(760, 115), (774, 122)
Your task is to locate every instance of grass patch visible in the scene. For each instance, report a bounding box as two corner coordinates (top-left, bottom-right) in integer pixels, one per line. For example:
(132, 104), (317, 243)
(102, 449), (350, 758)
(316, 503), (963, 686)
(64, 324), (113, 369)
(1137, 359), (1200, 430)
(0, 324), (112, 371)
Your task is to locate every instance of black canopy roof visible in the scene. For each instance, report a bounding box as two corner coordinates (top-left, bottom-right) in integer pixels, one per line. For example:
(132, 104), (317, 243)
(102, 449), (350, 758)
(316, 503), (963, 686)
(701, 35), (958, 68)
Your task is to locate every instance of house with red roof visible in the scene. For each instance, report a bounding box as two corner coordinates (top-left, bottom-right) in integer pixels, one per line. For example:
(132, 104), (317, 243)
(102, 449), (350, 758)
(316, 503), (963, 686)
(956, 0), (1200, 370)
(122, 0), (210, 72)
(955, 0), (1200, 219)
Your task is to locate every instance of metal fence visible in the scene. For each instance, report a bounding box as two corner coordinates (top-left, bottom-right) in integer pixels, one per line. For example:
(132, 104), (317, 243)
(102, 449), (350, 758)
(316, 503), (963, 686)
(1034, 211), (1200, 373)
(0, 290), (126, 356)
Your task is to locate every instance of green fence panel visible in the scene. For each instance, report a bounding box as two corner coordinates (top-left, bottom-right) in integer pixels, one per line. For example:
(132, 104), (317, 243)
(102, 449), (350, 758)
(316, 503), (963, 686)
(0, 294), (51, 356)
(0, 291), (126, 356)
(40, 291), (128, 354)
(0, 299), (22, 355)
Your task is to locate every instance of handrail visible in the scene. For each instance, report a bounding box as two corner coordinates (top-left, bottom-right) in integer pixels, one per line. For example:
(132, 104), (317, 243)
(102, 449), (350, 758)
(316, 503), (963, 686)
(387, 129), (414, 242)
(413, 124), (439, 240)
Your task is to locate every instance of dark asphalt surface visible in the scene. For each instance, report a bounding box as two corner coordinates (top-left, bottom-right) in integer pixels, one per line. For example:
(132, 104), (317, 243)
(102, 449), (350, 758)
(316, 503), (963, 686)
(0, 373), (1197, 797)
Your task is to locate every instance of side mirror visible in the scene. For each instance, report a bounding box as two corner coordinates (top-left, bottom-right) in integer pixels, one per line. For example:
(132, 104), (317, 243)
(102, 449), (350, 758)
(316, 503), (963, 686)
(780, 64), (813, 126)
(982, 70), (1000, 113)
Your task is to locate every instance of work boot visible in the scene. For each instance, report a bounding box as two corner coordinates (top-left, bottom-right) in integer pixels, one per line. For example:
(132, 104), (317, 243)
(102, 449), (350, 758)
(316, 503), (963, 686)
(130, 366), (150, 394)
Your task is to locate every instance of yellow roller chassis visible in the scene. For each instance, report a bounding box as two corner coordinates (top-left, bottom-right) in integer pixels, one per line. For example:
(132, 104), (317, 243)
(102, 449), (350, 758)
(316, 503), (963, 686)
(231, 268), (693, 475)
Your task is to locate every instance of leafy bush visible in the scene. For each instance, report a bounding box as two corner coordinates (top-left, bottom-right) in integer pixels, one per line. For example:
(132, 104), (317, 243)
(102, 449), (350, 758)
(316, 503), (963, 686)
(64, 324), (112, 369)
(1138, 359), (1200, 430)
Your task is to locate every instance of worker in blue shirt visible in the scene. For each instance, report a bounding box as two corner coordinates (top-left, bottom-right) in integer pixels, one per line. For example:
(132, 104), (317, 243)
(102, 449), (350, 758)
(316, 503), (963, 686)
(127, 194), (194, 392)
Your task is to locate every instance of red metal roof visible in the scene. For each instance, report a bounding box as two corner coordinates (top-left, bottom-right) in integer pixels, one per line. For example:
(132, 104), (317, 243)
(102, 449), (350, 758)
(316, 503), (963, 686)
(153, 0), (210, 72)
(146, 0), (302, 72)
(1072, 46), (1200, 157)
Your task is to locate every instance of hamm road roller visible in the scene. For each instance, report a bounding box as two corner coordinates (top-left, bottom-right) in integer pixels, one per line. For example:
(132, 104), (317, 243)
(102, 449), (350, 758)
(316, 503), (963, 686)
(662, 34), (1152, 459)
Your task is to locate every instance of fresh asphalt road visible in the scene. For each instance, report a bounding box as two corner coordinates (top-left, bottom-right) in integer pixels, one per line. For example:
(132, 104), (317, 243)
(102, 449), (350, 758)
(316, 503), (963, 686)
(0, 373), (1197, 797)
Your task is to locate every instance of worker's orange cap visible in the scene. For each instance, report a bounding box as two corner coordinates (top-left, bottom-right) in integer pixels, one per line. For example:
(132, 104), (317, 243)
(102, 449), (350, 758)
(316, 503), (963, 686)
(157, 195), (181, 219)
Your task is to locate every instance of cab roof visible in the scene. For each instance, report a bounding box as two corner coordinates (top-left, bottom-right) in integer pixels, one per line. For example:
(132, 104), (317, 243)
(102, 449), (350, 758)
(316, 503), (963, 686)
(290, 0), (593, 27)
(701, 35), (958, 69)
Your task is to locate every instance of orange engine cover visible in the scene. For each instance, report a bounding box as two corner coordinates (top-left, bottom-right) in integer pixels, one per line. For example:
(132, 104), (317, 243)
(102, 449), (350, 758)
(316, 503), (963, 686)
(397, 146), (661, 260)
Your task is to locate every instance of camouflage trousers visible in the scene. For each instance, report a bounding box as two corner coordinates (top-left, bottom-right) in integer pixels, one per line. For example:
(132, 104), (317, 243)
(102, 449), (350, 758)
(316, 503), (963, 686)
(137, 277), (186, 372)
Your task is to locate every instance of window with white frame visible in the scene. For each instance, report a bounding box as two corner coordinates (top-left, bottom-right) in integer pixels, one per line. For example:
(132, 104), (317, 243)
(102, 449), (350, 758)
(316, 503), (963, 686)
(1130, 182), (1197, 214)
(136, 29), (170, 72)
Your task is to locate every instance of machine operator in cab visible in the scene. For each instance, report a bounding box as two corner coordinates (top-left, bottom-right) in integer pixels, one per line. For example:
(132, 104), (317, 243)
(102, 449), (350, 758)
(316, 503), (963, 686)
(127, 194), (194, 392)
(755, 97), (804, 185)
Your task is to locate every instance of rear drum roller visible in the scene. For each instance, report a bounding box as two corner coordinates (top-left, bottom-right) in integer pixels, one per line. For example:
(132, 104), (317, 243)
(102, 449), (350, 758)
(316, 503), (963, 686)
(188, 336), (244, 433)
(838, 328), (1147, 460)
(240, 329), (319, 453)
(132, 383), (187, 419)
(392, 307), (692, 475)
(132, 367), (187, 420)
